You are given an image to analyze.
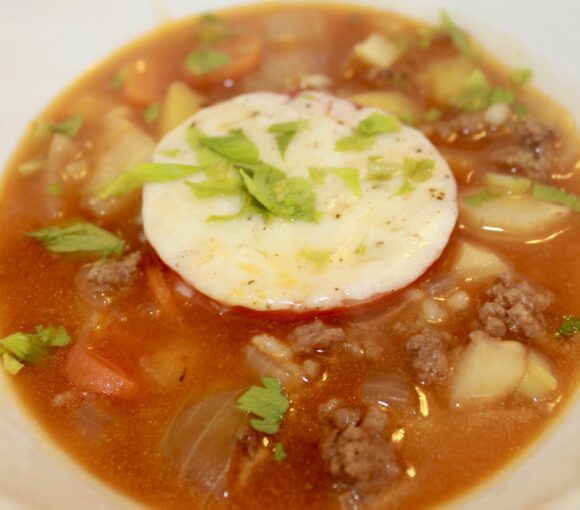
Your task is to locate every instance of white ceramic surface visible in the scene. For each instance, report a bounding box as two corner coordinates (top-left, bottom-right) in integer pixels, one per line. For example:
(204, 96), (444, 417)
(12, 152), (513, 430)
(0, 1), (579, 509)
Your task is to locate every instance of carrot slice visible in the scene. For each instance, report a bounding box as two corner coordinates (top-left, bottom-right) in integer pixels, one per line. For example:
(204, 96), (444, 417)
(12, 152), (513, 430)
(146, 264), (179, 319)
(183, 34), (263, 88)
(122, 58), (167, 107)
(65, 343), (138, 399)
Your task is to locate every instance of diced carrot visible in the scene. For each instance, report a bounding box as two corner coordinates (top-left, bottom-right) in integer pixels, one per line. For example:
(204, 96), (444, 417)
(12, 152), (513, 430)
(122, 58), (166, 107)
(183, 34), (263, 88)
(65, 343), (138, 399)
(146, 264), (179, 319)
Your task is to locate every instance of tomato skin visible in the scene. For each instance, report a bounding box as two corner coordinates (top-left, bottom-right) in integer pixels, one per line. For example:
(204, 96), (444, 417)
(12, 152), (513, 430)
(183, 34), (263, 88)
(65, 343), (138, 399)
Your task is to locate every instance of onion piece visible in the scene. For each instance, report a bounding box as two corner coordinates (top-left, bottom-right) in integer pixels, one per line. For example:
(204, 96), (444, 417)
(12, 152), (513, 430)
(160, 391), (246, 495)
(362, 375), (414, 410)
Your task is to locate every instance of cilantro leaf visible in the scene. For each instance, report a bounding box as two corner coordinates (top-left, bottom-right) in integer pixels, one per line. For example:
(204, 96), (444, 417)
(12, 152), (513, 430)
(185, 49), (230, 76)
(557, 316), (580, 337)
(0, 326), (71, 375)
(440, 10), (475, 58)
(28, 221), (125, 257)
(274, 442), (287, 462)
(201, 129), (260, 164)
(237, 377), (290, 435)
(268, 120), (309, 158)
(238, 163), (317, 222)
(97, 163), (202, 199)
(36, 115), (83, 139)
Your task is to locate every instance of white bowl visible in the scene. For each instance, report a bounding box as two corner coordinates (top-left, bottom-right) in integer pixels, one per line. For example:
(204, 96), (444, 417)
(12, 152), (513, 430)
(1, 1), (579, 509)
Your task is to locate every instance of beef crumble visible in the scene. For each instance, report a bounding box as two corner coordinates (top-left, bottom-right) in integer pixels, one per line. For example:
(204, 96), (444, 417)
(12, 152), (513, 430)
(82, 252), (141, 295)
(320, 403), (401, 509)
(492, 117), (560, 180)
(288, 320), (347, 354)
(478, 273), (552, 340)
(406, 326), (451, 385)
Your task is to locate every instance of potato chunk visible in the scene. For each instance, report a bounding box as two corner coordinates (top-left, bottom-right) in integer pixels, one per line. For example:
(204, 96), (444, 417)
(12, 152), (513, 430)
(353, 33), (401, 68)
(349, 91), (422, 122)
(453, 241), (508, 283)
(451, 331), (526, 404)
(461, 194), (571, 239)
(423, 56), (476, 104)
(517, 351), (558, 400)
(159, 82), (204, 136)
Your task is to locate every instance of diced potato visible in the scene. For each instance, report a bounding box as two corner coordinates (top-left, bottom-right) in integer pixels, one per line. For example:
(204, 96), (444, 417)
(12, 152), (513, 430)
(451, 332), (527, 404)
(349, 91), (422, 122)
(83, 115), (155, 217)
(424, 56), (476, 104)
(518, 351), (558, 400)
(453, 241), (508, 283)
(159, 82), (204, 136)
(353, 33), (401, 69)
(461, 194), (571, 238)
(140, 340), (197, 390)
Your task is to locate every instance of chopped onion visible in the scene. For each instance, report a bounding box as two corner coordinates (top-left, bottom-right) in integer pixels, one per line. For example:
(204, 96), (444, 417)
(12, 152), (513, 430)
(447, 289), (470, 311)
(422, 298), (447, 324)
(244, 344), (300, 386)
(251, 334), (294, 362)
(160, 391), (246, 495)
(362, 375), (414, 410)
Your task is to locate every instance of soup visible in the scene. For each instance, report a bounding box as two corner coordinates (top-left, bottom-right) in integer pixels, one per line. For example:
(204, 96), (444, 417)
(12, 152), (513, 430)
(1, 4), (580, 510)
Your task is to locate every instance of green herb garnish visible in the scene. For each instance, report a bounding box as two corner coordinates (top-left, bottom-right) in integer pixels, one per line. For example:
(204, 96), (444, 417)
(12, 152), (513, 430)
(274, 442), (287, 462)
(367, 156), (400, 180)
(110, 69), (126, 91)
(336, 112), (400, 152)
(36, 115), (83, 139)
(268, 120), (309, 158)
(185, 49), (230, 76)
(201, 129), (260, 164)
(28, 222), (125, 257)
(143, 102), (160, 125)
(532, 183), (580, 212)
(440, 10), (475, 58)
(186, 176), (244, 198)
(557, 316), (580, 337)
(0, 326), (71, 375)
(490, 87), (515, 105)
(237, 377), (290, 435)
(98, 163), (202, 199)
(397, 158), (435, 194)
(511, 68), (533, 86)
(332, 168), (361, 196)
(463, 189), (499, 207)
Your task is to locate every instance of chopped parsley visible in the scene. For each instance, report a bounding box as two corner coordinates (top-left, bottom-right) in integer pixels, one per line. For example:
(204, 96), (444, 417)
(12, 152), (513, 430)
(185, 49), (230, 76)
(1, 326), (71, 375)
(143, 102), (160, 125)
(268, 120), (309, 158)
(98, 163), (202, 199)
(201, 129), (260, 164)
(28, 221), (125, 257)
(557, 316), (580, 338)
(439, 10), (475, 58)
(237, 376), (290, 435)
(36, 115), (83, 139)
(336, 112), (400, 152)
(274, 442), (287, 462)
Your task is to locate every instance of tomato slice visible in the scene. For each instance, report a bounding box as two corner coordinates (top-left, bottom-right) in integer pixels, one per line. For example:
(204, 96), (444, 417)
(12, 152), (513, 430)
(65, 343), (138, 399)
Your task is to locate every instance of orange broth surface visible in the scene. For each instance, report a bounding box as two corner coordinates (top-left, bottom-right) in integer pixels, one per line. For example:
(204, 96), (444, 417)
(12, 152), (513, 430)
(1, 3), (580, 510)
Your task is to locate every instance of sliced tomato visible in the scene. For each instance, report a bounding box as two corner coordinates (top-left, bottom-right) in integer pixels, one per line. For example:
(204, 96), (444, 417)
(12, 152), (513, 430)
(65, 343), (138, 399)
(183, 34), (263, 88)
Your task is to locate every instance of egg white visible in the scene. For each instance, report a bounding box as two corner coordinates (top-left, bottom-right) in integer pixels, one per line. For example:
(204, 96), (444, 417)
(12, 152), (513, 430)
(142, 92), (457, 312)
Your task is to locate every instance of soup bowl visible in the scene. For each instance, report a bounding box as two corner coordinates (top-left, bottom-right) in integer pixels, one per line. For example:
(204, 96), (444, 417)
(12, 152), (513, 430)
(0, 1), (579, 509)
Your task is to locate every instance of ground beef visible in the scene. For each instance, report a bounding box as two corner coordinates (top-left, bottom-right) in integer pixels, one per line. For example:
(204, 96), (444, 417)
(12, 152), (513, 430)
(406, 326), (450, 385)
(492, 117), (560, 180)
(320, 404), (401, 509)
(421, 112), (488, 141)
(478, 273), (552, 339)
(83, 252), (141, 295)
(288, 320), (346, 354)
